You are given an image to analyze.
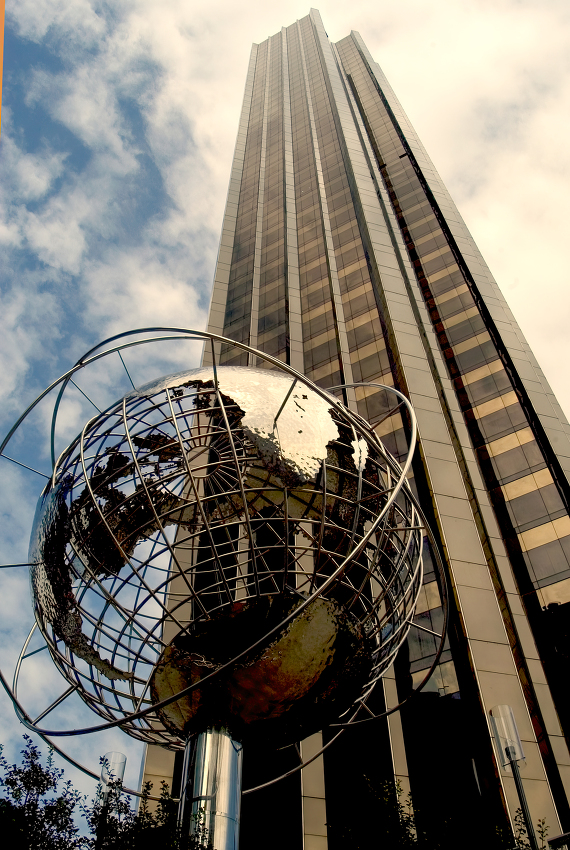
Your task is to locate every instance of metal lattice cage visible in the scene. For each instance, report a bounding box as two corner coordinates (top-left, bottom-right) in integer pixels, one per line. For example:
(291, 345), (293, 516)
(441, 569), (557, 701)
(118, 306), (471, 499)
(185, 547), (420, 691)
(29, 362), (423, 747)
(0, 330), (448, 794)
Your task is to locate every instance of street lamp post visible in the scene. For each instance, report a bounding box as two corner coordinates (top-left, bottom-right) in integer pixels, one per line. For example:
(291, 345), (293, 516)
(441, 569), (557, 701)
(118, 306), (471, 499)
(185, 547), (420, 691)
(95, 751), (127, 850)
(490, 705), (539, 850)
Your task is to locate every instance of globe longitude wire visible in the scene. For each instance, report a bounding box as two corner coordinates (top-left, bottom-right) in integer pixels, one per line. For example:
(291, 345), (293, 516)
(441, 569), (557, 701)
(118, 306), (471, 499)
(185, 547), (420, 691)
(31, 368), (422, 748)
(0, 330), (446, 795)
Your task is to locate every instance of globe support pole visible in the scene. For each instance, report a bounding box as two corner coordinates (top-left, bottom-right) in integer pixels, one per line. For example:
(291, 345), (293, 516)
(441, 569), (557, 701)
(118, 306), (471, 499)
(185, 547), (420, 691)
(179, 728), (243, 850)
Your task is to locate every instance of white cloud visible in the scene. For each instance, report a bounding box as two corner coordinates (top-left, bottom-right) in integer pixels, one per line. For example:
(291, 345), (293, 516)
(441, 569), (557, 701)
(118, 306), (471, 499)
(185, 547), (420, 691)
(84, 247), (209, 337)
(0, 134), (67, 202)
(7, 0), (106, 48)
(27, 68), (139, 172)
(0, 271), (62, 405)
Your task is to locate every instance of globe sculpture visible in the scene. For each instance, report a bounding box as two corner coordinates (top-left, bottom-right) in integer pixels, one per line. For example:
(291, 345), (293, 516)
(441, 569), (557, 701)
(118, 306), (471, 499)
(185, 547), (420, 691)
(0, 331), (445, 850)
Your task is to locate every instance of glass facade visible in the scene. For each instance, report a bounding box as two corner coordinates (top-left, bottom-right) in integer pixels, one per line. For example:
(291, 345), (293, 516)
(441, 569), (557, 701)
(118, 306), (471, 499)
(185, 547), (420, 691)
(143, 11), (570, 848)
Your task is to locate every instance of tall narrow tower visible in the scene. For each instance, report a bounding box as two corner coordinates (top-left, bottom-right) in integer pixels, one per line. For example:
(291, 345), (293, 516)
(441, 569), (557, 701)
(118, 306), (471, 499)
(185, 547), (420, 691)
(143, 10), (570, 847)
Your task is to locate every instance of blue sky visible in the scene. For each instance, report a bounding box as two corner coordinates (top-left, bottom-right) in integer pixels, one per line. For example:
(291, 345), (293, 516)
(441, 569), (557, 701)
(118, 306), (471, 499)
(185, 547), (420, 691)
(1, 0), (570, 800)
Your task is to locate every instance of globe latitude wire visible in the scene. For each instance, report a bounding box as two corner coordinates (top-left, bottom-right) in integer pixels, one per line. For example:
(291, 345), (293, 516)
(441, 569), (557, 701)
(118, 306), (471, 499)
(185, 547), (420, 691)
(30, 360), (423, 748)
(0, 327), (447, 795)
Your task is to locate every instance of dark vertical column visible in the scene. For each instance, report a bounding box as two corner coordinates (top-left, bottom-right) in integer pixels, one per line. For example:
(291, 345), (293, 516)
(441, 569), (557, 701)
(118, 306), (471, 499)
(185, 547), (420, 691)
(220, 40), (268, 366)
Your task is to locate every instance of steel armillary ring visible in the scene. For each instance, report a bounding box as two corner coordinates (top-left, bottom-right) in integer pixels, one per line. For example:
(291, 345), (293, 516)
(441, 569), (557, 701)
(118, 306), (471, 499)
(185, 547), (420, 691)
(0, 328), (448, 796)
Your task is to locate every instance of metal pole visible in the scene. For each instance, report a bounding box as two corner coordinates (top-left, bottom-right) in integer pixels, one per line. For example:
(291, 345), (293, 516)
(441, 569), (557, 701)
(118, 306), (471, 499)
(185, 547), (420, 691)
(507, 746), (539, 850)
(95, 799), (109, 850)
(179, 729), (243, 850)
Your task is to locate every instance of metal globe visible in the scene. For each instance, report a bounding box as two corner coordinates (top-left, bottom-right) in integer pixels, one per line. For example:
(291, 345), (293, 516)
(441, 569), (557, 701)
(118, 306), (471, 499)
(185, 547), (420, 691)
(28, 365), (423, 748)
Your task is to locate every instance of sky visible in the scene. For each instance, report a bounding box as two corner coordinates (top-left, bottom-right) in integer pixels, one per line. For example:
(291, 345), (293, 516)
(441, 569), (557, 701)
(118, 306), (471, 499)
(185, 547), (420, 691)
(1, 0), (570, 801)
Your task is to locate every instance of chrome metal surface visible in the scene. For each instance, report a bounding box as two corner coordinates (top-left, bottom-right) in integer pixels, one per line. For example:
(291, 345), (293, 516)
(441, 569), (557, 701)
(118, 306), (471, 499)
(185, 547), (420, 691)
(0, 327), (446, 791)
(99, 751), (127, 804)
(24, 353), (424, 743)
(180, 729), (242, 850)
(490, 704), (526, 767)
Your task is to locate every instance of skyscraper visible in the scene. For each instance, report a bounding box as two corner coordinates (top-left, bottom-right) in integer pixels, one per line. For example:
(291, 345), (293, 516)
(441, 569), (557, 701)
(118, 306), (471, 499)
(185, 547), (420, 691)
(143, 10), (570, 847)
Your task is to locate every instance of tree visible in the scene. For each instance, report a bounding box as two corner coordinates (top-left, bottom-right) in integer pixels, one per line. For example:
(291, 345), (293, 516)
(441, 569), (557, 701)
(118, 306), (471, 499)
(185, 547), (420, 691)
(0, 736), (86, 849)
(2, 735), (551, 850)
(326, 773), (551, 850)
(0, 737), (214, 849)
(85, 776), (184, 849)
